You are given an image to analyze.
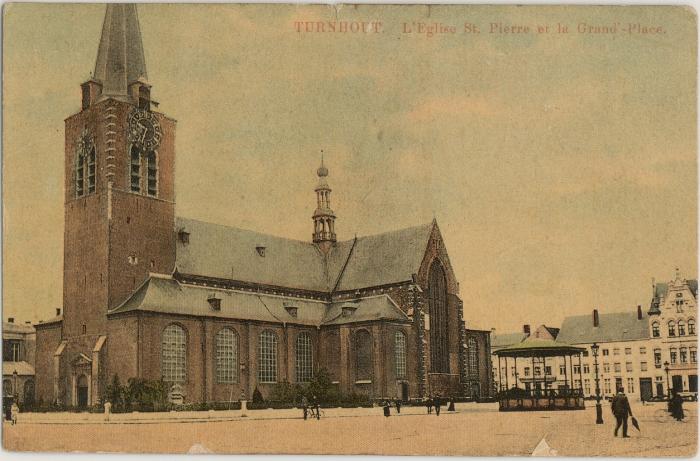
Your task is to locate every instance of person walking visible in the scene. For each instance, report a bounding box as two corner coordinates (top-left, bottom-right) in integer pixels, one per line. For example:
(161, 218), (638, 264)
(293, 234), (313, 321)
(670, 390), (685, 421)
(312, 395), (320, 420)
(394, 397), (401, 414)
(383, 400), (391, 417)
(447, 397), (455, 412)
(426, 396), (433, 414)
(611, 387), (633, 438)
(301, 395), (309, 420)
(434, 395), (442, 416)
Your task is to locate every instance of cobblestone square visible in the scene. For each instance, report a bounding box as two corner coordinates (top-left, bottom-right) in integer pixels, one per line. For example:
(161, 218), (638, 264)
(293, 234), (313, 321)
(3, 402), (696, 456)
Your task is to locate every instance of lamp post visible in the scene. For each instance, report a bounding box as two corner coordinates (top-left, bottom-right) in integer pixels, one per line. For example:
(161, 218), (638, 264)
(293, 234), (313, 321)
(664, 361), (671, 400)
(591, 343), (603, 424)
(12, 370), (18, 399)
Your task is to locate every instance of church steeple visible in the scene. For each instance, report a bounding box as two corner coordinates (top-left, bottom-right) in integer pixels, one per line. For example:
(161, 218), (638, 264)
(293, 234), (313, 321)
(82, 4), (151, 109)
(313, 152), (337, 251)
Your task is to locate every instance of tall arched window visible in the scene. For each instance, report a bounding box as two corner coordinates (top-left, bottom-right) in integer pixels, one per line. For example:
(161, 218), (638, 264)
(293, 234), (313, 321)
(258, 330), (278, 383)
(130, 145), (141, 193)
(678, 320), (686, 336)
(668, 320), (676, 337)
(295, 332), (313, 383)
(428, 260), (450, 373)
(146, 151), (157, 197)
(688, 319), (695, 335)
(394, 331), (406, 379)
(215, 328), (238, 384)
(162, 324), (186, 383)
(87, 147), (96, 194)
(652, 321), (660, 337)
(76, 152), (85, 197)
(355, 329), (373, 381)
(468, 337), (479, 376)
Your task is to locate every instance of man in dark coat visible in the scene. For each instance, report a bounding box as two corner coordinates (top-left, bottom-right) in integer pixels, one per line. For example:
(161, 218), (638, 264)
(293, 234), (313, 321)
(611, 388), (633, 437)
(670, 390), (685, 421)
(434, 395), (442, 416)
(426, 396), (433, 414)
(394, 397), (401, 414)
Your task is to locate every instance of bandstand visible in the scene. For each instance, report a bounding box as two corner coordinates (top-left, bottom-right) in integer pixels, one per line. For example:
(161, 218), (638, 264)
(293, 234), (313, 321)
(494, 339), (586, 411)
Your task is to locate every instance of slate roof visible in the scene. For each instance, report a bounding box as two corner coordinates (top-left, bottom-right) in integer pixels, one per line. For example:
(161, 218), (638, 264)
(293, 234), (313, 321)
(109, 275), (410, 326)
(2, 322), (35, 335)
(556, 311), (650, 345)
(93, 4), (148, 99)
(175, 217), (434, 293)
(491, 332), (528, 350)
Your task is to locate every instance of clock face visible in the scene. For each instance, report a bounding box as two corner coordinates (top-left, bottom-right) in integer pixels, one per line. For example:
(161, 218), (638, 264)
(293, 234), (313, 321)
(128, 109), (162, 151)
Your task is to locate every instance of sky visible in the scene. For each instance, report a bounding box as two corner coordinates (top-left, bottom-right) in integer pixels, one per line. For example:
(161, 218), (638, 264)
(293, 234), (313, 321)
(2, 4), (697, 333)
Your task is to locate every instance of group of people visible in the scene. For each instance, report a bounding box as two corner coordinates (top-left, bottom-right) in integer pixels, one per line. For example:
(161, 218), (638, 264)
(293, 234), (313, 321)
(300, 396), (321, 420)
(425, 395), (456, 415)
(4, 402), (19, 425)
(611, 387), (687, 438)
(381, 398), (403, 417)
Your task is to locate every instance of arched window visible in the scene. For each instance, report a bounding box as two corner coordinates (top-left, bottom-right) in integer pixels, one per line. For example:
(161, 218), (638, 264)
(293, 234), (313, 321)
(258, 330), (278, 383)
(468, 337), (479, 376)
(354, 329), (373, 381)
(2, 379), (12, 397)
(688, 319), (695, 335)
(668, 320), (676, 337)
(428, 260), (450, 373)
(295, 332), (313, 383)
(394, 331), (406, 379)
(130, 145), (141, 193)
(162, 324), (186, 382)
(215, 328), (238, 384)
(678, 320), (686, 336)
(652, 321), (660, 337)
(76, 151), (85, 197)
(146, 151), (157, 197)
(87, 146), (96, 194)
(23, 379), (35, 405)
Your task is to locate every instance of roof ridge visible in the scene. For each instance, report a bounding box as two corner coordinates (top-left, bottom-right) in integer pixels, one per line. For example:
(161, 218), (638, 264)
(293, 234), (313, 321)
(343, 221), (434, 242)
(176, 216), (317, 246)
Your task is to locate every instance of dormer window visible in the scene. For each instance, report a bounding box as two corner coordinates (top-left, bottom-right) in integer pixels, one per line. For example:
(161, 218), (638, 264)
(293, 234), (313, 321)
(256, 245), (266, 257)
(178, 230), (190, 244)
(208, 295), (221, 311)
(342, 304), (357, 317)
(285, 305), (298, 318)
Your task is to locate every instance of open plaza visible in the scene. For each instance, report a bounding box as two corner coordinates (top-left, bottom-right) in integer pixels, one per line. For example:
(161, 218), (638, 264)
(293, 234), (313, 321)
(3, 401), (696, 456)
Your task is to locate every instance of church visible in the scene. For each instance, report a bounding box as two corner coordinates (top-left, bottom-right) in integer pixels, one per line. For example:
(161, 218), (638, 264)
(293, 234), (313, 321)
(34, 5), (480, 407)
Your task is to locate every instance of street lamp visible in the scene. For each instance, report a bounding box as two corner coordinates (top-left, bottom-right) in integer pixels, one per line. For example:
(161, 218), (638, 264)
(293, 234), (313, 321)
(664, 361), (671, 400)
(591, 343), (603, 424)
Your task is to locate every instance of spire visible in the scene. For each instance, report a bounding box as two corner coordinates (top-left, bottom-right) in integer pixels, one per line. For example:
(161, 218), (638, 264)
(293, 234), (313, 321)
(93, 4), (148, 101)
(313, 151), (336, 251)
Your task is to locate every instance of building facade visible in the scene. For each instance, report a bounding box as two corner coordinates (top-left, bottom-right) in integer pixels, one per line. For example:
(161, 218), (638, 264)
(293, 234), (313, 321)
(648, 270), (698, 395)
(464, 328), (493, 400)
(33, 5), (479, 407)
(3, 319), (36, 404)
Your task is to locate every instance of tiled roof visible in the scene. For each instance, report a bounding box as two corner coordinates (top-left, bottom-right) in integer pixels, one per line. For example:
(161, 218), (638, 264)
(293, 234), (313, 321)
(175, 217), (434, 293)
(109, 275), (410, 326)
(2, 361), (35, 376)
(556, 311), (649, 344)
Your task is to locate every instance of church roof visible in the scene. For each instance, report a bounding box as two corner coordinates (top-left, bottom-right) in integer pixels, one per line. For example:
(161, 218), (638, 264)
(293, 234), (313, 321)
(174, 217), (435, 294)
(109, 275), (410, 326)
(93, 4), (148, 100)
(556, 311), (650, 345)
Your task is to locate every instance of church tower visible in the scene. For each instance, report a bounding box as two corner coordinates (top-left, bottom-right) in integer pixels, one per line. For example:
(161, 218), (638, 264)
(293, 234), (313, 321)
(63, 4), (176, 338)
(312, 154), (336, 252)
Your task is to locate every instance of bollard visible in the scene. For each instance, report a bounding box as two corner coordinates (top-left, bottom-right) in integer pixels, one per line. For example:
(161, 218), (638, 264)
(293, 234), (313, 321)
(241, 400), (248, 417)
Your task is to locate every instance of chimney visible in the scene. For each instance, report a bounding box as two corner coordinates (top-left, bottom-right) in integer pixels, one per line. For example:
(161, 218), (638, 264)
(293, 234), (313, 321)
(8, 317), (14, 323)
(637, 305), (642, 320)
(56, 308), (61, 316)
(523, 324), (531, 335)
(593, 309), (599, 327)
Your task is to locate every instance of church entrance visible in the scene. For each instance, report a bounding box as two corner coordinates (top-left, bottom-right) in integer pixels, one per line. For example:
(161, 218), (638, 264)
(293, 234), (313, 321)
(77, 375), (89, 408)
(400, 382), (409, 401)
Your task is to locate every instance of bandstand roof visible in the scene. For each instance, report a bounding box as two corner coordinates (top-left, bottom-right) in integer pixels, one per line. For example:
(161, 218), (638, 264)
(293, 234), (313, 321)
(494, 338), (585, 358)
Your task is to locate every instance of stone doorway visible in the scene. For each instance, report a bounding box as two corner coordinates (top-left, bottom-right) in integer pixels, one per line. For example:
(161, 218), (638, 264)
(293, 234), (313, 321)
(77, 375), (89, 407)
